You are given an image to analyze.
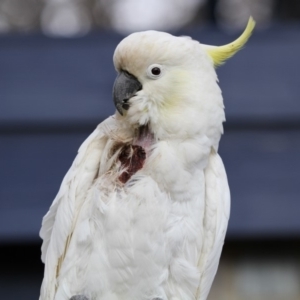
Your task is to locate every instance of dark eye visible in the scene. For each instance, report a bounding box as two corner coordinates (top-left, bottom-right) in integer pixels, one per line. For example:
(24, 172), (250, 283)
(147, 64), (163, 79)
(151, 67), (161, 76)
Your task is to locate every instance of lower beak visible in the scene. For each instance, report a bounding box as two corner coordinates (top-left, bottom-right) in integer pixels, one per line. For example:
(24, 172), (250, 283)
(113, 71), (142, 115)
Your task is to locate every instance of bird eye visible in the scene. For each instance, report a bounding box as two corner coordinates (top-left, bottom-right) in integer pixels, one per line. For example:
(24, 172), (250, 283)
(147, 64), (163, 79)
(151, 67), (161, 76)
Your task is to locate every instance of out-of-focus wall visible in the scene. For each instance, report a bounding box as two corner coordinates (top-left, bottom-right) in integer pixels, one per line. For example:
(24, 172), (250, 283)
(0, 0), (300, 36)
(209, 241), (300, 300)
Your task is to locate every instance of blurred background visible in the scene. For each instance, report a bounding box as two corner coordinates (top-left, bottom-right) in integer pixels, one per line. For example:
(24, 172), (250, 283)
(1, 0), (300, 299)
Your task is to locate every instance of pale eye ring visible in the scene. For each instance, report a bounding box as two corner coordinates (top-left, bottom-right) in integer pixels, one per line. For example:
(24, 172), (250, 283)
(147, 64), (163, 79)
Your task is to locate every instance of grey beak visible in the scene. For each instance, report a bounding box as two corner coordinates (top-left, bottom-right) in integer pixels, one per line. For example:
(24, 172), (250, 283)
(113, 71), (142, 115)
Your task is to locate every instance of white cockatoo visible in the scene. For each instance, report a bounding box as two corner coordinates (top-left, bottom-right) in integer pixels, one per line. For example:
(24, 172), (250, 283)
(40, 18), (255, 300)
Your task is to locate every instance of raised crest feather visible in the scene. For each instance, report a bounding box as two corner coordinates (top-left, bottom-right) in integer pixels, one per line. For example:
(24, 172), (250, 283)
(203, 17), (255, 66)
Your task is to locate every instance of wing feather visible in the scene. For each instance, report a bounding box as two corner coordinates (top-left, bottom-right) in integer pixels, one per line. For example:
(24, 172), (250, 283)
(196, 150), (230, 300)
(39, 116), (117, 300)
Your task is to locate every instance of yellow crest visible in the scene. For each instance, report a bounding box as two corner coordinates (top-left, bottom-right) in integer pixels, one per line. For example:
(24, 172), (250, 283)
(203, 17), (255, 66)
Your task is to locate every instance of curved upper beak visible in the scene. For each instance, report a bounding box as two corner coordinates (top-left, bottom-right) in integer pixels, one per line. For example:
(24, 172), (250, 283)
(113, 71), (142, 115)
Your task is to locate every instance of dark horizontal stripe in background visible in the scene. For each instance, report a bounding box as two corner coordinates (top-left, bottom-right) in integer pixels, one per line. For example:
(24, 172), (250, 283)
(1, 23), (300, 243)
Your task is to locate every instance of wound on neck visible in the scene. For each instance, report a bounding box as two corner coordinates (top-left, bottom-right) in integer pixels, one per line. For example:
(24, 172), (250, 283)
(118, 144), (146, 184)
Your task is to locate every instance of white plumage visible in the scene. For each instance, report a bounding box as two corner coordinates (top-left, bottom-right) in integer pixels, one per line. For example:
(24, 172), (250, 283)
(40, 19), (254, 300)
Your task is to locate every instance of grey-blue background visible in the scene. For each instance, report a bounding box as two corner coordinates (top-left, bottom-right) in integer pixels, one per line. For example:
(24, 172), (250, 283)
(1, 5), (300, 299)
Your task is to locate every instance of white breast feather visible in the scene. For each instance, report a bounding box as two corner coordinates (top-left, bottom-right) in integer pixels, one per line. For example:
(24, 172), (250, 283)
(40, 116), (230, 300)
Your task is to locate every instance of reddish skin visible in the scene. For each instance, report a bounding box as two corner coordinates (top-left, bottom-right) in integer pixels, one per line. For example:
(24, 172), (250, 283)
(118, 144), (146, 183)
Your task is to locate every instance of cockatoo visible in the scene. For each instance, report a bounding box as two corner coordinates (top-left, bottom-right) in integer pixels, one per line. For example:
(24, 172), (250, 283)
(40, 18), (255, 300)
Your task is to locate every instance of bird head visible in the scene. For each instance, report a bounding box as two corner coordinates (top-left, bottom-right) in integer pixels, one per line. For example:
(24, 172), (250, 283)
(113, 17), (255, 145)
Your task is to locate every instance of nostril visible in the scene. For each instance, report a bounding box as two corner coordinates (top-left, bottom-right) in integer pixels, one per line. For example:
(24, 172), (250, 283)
(122, 99), (130, 110)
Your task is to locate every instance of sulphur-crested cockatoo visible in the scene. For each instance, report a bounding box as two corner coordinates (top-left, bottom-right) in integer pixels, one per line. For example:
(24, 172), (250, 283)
(40, 18), (255, 300)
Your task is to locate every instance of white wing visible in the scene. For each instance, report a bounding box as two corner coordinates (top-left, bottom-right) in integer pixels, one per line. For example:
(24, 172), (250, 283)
(39, 116), (117, 300)
(196, 150), (231, 300)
